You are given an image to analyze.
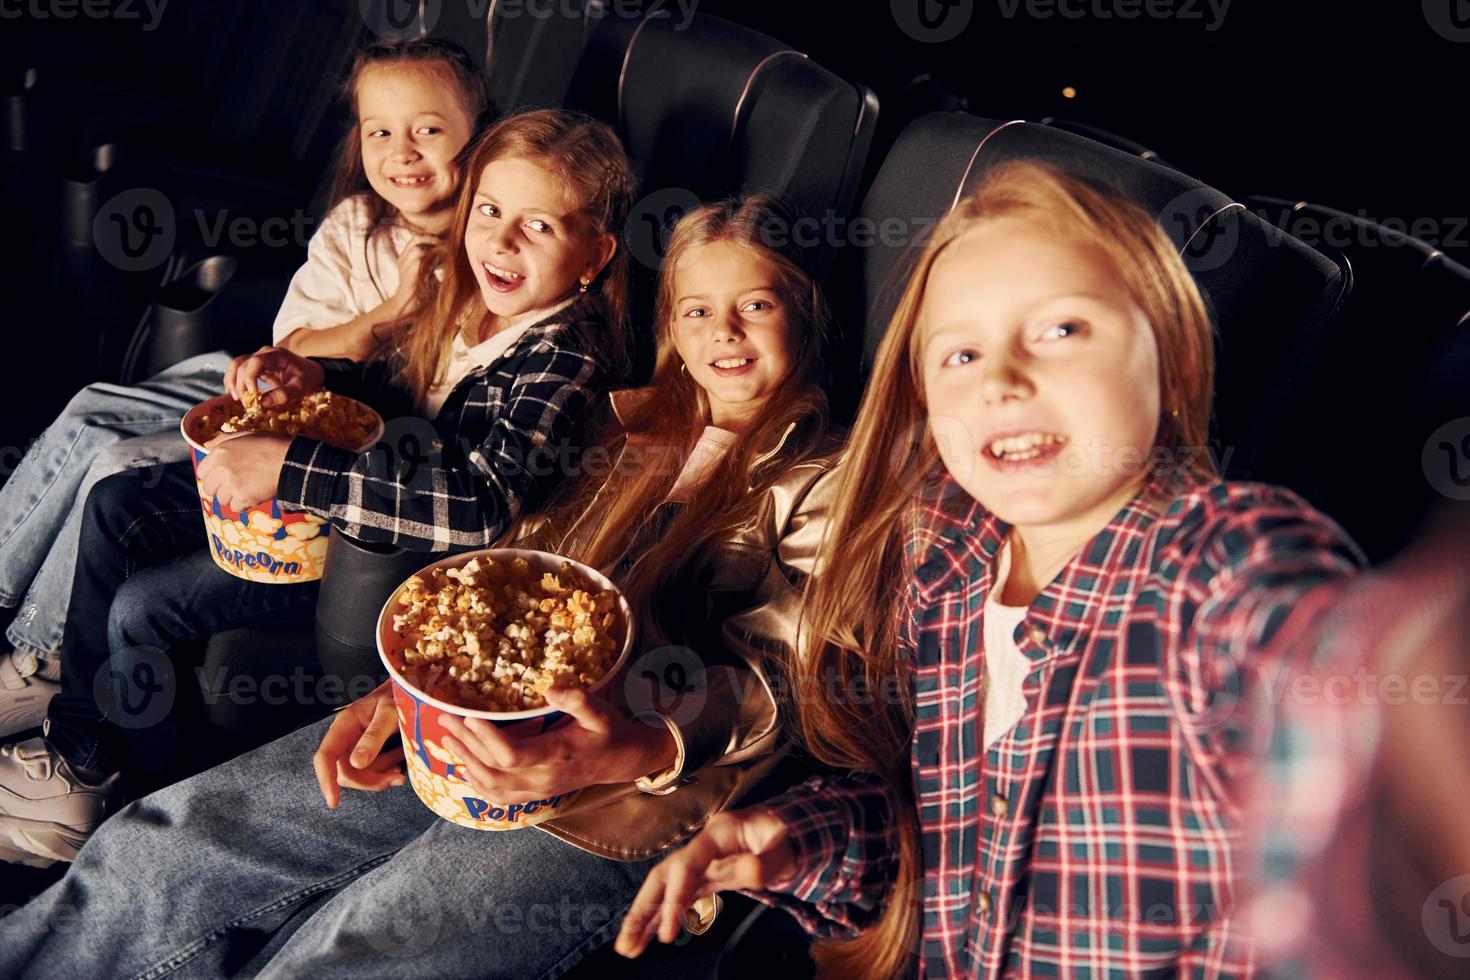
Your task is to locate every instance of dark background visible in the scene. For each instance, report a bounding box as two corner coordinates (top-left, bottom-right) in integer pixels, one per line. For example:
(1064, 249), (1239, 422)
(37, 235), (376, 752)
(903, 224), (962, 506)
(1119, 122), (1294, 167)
(1, 0), (1465, 440)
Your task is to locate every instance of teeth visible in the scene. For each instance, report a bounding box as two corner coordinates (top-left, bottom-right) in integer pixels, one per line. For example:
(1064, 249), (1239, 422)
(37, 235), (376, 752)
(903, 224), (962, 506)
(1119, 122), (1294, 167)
(713, 358), (751, 369)
(392, 175), (431, 185)
(987, 432), (1062, 459)
(483, 262), (524, 281)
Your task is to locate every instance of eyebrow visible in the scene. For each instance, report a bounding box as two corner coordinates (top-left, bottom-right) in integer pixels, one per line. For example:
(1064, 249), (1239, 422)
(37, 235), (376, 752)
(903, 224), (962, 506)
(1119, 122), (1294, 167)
(676, 283), (782, 304)
(360, 110), (451, 126)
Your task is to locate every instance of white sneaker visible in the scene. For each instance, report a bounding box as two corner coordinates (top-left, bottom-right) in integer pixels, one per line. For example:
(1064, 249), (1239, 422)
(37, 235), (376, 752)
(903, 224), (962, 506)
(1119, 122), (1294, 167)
(0, 648), (60, 740)
(0, 737), (120, 867)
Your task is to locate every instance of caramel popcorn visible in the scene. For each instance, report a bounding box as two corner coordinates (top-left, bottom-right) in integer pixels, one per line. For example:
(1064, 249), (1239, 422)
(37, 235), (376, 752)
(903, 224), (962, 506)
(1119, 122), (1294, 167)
(196, 390), (379, 450)
(388, 556), (623, 712)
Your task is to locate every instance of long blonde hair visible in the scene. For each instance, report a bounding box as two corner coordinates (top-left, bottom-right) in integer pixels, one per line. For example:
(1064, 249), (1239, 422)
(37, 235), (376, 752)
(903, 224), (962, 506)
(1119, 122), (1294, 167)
(393, 110), (636, 406)
(796, 161), (1218, 979)
(528, 193), (833, 616)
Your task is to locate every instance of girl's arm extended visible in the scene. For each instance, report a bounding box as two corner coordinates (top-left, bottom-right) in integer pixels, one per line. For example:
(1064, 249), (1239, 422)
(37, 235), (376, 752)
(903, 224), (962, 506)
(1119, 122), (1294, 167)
(617, 771), (900, 958)
(276, 336), (600, 550)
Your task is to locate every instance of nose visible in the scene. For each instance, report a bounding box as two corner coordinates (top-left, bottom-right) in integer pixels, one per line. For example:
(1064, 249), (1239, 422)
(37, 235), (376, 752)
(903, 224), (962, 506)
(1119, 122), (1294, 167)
(711, 310), (746, 344)
(978, 349), (1032, 405)
(389, 131), (421, 164)
(486, 220), (518, 255)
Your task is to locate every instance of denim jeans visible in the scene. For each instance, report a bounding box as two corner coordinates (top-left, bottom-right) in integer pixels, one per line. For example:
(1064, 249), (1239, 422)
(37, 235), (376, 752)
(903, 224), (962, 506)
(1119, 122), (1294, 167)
(0, 352), (234, 660)
(42, 459), (320, 778)
(0, 715), (655, 979)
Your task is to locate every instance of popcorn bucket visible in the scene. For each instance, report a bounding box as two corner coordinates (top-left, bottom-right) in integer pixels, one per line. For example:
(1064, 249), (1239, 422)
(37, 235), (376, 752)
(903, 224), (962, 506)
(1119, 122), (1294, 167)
(376, 549), (636, 831)
(180, 394), (383, 584)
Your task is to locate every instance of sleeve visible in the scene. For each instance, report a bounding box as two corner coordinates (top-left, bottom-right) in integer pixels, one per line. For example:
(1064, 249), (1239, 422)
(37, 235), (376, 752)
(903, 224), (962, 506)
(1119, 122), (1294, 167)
(740, 772), (901, 938)
(271, 199), (383, 342)
(1164, 485), (1366, 816)
(636, 463), (839, 791)
(310, 355), (416, 420)
(275, 340), (600, 551)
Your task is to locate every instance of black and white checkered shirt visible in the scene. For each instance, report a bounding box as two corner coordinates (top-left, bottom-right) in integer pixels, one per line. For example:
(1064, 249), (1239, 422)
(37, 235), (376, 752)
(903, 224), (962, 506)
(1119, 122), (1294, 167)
(277, 302), (617, 551)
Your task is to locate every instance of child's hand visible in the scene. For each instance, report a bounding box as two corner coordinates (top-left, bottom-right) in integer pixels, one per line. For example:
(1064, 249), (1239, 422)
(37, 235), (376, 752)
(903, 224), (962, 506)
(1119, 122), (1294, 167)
(196, 433), (293, 511)
(225, 346), (325, 408)
(312, 681), (406, 809)
(615, 807), (797, 958)
(437, 686), (675, 801)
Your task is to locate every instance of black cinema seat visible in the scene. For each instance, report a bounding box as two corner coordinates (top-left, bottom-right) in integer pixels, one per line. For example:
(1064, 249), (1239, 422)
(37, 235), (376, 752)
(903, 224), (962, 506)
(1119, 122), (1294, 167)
(826, 112), (1346, 487)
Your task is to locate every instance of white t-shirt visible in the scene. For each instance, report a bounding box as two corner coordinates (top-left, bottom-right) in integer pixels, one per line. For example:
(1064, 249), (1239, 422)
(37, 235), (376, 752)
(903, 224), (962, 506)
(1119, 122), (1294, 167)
(421, 298), (578, 417)
(271, 195), (417, 344)
(982, 540), (1032, 751)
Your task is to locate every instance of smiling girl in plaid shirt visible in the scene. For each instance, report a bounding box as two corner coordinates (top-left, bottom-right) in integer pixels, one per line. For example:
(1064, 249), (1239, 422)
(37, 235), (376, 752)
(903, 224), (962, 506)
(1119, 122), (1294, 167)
(618, 162), (1380, 977)
(0, 110), (636, 867)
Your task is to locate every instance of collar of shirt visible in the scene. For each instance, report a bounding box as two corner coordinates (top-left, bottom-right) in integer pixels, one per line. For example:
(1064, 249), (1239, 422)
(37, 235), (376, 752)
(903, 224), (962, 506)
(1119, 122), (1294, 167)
(664, 426), (739, 504)
(911, 465), (1198, 654)
(453, 296), (578, 368)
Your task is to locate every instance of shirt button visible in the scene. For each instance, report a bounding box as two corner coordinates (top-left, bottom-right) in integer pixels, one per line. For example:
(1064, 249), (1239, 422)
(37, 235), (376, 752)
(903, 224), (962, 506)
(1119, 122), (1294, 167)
(990, 794), (1008, 817)
(1027, 624), (1047, 644)
(977, 891), (992, 916)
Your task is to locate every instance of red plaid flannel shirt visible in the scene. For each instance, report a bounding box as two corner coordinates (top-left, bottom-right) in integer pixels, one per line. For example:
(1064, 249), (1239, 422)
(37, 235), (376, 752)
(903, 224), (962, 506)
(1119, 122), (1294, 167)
(757, 467), (1369, 978)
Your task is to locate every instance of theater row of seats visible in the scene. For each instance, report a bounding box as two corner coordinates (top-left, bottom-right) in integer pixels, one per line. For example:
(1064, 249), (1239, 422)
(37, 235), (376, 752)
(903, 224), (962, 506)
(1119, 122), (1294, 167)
(7, 4), (1470, 975)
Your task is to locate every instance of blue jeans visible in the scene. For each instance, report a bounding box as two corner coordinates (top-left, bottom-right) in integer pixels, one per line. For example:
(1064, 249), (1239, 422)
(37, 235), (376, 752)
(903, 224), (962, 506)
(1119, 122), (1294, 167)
(43, 459), (321, 778)
(0, 716), (655, 978)
(0, 352), (234, 660)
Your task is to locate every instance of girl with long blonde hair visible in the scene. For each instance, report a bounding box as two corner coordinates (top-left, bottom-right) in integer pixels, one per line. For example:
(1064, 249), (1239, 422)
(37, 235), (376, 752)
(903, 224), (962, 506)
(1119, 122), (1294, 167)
(619, 160), (1370, 979)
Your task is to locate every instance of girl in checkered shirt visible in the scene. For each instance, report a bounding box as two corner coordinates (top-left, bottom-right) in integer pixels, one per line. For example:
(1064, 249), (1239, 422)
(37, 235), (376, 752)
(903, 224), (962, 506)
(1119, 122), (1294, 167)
(619, 161), (1382, 978)
(0, 109), (636, 869)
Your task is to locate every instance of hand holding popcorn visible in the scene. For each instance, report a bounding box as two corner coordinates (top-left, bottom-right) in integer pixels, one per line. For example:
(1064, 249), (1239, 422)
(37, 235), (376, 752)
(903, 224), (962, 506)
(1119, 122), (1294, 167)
(438, 685), (676, 801)
(197, 432), (293, 512)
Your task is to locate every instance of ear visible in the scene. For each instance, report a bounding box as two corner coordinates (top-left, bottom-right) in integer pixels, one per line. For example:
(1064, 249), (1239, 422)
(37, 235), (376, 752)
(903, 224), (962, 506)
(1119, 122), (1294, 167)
(583, 231), (619, 283)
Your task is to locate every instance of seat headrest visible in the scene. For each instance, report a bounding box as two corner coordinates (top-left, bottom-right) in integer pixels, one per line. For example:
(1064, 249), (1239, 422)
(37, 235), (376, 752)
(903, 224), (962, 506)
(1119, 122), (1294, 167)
(844, 112), (1346, 477)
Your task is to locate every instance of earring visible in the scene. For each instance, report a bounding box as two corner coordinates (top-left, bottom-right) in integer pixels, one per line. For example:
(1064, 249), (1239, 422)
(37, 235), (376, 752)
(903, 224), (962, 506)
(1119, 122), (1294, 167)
(679, 362), (687, 375)
(578, 279), (590, 294)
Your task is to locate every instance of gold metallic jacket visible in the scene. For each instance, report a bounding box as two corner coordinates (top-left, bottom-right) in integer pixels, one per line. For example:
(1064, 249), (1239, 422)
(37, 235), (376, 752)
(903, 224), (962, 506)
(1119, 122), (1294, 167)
(521, 388), (839, 862)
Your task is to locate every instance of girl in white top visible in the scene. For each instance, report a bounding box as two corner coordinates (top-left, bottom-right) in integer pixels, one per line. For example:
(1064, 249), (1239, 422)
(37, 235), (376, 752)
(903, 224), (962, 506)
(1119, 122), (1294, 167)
(0, 38), (487, 736)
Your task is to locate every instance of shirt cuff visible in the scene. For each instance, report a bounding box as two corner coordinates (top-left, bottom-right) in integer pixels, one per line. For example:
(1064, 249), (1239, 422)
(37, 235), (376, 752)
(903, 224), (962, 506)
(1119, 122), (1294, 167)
(632, 712), (688, 795)
(277, 436), (360, 515)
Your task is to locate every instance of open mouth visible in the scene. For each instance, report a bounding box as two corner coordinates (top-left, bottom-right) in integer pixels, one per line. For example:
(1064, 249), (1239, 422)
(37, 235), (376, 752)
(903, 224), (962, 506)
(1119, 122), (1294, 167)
(390, 174), (434, 188)
(709, 357), (756, 376)
(481, 261), (526, 293)
(984, 432), (1067, 468)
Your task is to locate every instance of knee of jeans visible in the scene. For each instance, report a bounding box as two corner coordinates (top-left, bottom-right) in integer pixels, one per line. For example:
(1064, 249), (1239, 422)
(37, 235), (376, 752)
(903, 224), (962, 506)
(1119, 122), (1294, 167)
(83, 472), (167, 549)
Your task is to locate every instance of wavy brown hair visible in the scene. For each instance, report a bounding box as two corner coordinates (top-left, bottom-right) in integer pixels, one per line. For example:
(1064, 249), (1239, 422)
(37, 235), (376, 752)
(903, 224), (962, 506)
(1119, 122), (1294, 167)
(324, 37), (491, 287)
(526, 194), (834, 616)
(795, 161), (1218, 979)
(392, 109), (636, 407)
